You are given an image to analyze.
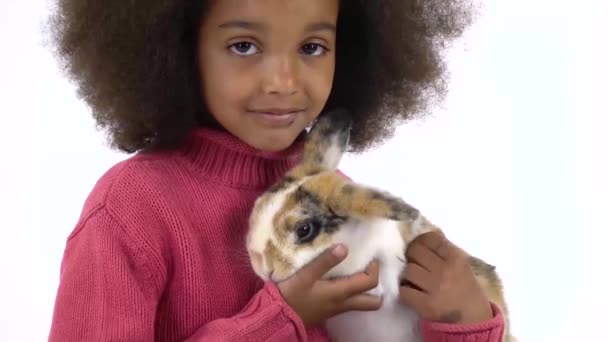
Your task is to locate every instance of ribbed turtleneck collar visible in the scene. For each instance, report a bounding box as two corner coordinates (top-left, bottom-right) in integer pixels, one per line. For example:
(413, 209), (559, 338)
(179, 127), (305, 189)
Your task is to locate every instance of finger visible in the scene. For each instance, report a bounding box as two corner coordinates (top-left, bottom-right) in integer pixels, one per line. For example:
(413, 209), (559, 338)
(434, 228), (447, 238)
(339, 293), (383, 313)
(400, 279), (423, 292)
(399, 285), (428, 311)
(403, 262), (434, 293)
(296, 244), (348, 287)
(330, 260), (380, 298)
(416, 231), (454, 260)
(406, 240), (443, 272)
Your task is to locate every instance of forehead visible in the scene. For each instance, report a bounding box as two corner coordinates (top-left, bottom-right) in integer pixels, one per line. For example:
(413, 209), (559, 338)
(205, 0), (339, 33)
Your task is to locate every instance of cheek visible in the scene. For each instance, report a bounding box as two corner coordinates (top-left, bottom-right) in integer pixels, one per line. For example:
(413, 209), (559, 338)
(303, 58), (335, 107)
(198, 47), (257, 117)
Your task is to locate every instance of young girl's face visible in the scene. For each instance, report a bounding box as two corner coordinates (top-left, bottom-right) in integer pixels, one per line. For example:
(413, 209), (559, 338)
(198, 0), (339, 151)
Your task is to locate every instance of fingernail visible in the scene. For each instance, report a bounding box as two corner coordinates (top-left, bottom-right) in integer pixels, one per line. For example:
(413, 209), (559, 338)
(332, 244), (347, 258)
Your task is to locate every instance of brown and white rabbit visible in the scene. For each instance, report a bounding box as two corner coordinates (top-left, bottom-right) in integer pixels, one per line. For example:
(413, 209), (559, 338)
(246, 109), (514, 342)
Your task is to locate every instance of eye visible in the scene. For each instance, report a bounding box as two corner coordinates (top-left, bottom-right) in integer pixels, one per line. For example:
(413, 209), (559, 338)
(294, 220), (321, 244)
(229, 41), (259, 56)
(300, 43), (328, 57)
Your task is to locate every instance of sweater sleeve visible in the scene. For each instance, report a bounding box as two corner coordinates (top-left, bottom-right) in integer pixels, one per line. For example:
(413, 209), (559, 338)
(185, 282), (320, 342)
(420, 302), (506, 342)
(48, 206), (322, 342)
(48, 206), (164, 342)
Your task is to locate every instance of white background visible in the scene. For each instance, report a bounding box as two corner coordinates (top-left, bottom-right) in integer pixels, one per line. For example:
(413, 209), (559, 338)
(1, 0), (607, 341)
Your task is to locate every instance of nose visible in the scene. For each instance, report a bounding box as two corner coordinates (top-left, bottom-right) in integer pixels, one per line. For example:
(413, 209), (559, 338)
(262, 55), (299, 96)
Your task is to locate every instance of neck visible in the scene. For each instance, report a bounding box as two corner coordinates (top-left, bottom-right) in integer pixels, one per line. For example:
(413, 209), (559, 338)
(178, 127), (306, 189)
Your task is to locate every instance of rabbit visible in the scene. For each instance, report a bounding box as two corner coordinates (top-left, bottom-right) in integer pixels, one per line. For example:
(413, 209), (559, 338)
(245, 108), (515, 342)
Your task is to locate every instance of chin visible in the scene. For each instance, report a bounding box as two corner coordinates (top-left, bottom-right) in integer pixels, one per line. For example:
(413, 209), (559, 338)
(246, 129), (304, 152)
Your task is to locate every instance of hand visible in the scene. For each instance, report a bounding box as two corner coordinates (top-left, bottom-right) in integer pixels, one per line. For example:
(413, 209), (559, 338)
(399, 231), (493, 324)
(277, 244), (382, 327)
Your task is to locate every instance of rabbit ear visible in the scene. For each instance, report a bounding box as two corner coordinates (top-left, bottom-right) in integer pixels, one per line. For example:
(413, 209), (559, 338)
(325, 181), (421, 222)
(293, 108), (352, 177)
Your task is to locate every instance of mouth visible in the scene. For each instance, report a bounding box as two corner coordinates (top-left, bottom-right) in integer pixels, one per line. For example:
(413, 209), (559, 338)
(246, 108), (306, 128)
(249, 107), (305, 115)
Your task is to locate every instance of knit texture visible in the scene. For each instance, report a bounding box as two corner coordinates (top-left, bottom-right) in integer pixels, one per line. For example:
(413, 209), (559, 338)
(49, 127), (506, 341)
(421, 302), (506, 342)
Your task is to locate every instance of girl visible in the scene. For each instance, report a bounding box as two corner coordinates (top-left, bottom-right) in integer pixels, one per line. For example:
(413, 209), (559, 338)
(47, 0), (506, 341)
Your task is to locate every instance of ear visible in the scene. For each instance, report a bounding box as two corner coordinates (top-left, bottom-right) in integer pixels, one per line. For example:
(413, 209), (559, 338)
(295, 108), (352, 176)
(326, 182), (421, 222)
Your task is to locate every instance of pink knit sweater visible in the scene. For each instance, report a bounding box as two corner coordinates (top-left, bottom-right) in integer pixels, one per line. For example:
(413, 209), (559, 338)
(49, 127), (506, 341)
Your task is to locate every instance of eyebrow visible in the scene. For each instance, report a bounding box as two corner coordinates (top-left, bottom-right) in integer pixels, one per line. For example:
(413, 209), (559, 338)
(305, 22), (336, 33)
(218, 20), (336, 33)
(218, 20), (264, 31)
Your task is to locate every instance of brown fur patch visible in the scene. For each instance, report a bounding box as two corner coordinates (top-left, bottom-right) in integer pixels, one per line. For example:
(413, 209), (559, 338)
(272, 194), (299, 237)
(265, 240), (292, 277)
(286, 164), (323, 180)
(299, 172), (344, 203)
(300, 173), (420, 222)
(469, 256), (514, 342)
(265, 183), (335, 254)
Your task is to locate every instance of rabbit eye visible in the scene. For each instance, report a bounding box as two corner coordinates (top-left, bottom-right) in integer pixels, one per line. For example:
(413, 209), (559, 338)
(295, 220), (320, 244)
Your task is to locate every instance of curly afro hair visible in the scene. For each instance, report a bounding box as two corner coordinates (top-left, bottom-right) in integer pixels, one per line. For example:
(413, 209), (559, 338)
(46, 0), (476, 154)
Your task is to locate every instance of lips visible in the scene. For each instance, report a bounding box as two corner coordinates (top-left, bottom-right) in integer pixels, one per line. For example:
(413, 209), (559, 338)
(246, 108), (305, 128)
(248, 108), (304, 115)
